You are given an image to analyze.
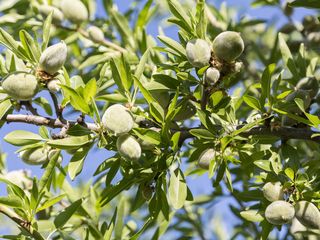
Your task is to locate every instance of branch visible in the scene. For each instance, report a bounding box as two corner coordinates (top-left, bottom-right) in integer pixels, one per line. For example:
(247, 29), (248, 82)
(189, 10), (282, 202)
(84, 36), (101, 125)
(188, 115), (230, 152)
(178, 126), (320, 144)
(4, 114), (99, 132)
(0, 205), (45, 240)
(3, 114), (320, 144)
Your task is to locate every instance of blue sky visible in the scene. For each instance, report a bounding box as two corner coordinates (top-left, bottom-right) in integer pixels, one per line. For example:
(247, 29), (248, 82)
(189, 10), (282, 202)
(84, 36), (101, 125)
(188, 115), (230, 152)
(0, 0), (316, 238)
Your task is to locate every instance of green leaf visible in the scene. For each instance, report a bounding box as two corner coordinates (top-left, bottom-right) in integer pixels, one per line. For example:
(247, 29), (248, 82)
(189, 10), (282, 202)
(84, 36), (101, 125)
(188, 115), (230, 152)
(168, 168), (187, 209)
(47, 135), (92, 150)
(158, 36), (186, 58)
(42, 11), (53, 50)
(195, 0), (207, 39)
(189, 129), (215, 140)
(19, 30), (40, 63)
(60, 85), (90, 114)
(167, 0), (193, 33)
(284, 167), (295, 181)
(260, 63), (276, 108)
(0, 99), (12, 120)
(134, 48), (150, 79)
(34, 97), (53, 116)
(37, 194), (66, 212)
(130, 217), (153, 240)
(243, 95), (262, 111)
(110, 55), (133, 95)
(68, 145), (91, 180)
(0, 196), (22, 208)
(240, 210), (264, 222)
(39, 150), (61, 193)
(4, 130), (43, 146)
(289, 0), (320, 9)
(54, 198), (83, 228)
(83, 78), (97, 102)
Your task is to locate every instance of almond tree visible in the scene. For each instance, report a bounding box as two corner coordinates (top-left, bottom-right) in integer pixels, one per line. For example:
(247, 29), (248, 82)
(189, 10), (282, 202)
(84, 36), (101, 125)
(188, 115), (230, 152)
(0, 0), (319, 239)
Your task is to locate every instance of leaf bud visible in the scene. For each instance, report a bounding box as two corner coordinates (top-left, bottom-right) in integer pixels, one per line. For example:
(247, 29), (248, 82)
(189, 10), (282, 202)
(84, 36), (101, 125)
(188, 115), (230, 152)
(2, 72), (39, 100)
(116, 134), (141, 161)
(212, 31), (244, 62)
(39, 41), (67, 75)
(102, 104), (134, 135)
(87, 26), (105, 43)
(265, 200), (295, 225)
(186, 39), (211, 68)
(60, 0), (88, 23)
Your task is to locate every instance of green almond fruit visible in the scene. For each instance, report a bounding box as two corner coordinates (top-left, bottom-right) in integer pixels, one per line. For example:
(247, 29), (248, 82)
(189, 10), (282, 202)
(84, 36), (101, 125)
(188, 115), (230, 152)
(198, 148), (215, 170)
(265, 200), (295, 225)
(39, 41), (67, 75)
(186, 39), (211, 68)
(47, 79), (61, 93)
(295, 201), (320, 229)
(205, 67), (220, 85)
(87, 26), (105, 43)
(116, 134), (141, 161)
(38, 5), (64, 24)
(102, 104), (134, 135)
(20, 147), (50, 165)
(262, 182), (284, 202)
(2, 170), (32, 189)
(2, 72), (39, 100)
(296, 77), (319, 99)
(212, 31), (244, 62)
(60, 0), (88, 23)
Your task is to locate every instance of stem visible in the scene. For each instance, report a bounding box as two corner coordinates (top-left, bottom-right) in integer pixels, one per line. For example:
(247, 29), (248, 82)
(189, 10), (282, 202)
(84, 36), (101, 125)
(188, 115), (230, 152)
(0, 205), (45, 240)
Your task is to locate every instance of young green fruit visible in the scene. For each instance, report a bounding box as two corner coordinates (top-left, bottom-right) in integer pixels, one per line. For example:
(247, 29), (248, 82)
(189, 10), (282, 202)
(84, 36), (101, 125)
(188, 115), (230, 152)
(296, 77), (319, 99)
(262, 182), (284, 202)
(186, 39), (211, 68)
(116, 134), (141, 161)
(295, 201), (320, 229)
(47, 79), (61, 93)
(198, 148), (215, 169)
(212, 31), (244, 62)
(265, 200), (295, 225)
(19, 147), (50, 165)
(205, 67), (220, 85)
(39, 42), (67, 75)
(2, 73), (39, 100)
(102, 104), (134, 135)
(173, 101), (196, 121)
(87, 26), (104, 43)
(38, 5), (64, 23)
(60, 0), (88, 23)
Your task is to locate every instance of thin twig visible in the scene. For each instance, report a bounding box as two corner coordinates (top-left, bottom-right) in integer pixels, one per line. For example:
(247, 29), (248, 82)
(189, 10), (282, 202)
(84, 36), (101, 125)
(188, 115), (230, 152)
(0, 205), (45, 240)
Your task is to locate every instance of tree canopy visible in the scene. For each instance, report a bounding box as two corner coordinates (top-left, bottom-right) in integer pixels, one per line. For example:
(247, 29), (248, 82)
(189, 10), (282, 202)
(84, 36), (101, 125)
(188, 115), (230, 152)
(0, 0), (319, 239)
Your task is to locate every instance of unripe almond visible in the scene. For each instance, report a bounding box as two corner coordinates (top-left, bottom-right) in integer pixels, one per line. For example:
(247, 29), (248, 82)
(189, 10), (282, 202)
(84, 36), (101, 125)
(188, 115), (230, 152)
(20, 147), (50, 165)
(205, 67), (220, 85)
(116, 134), (141, 161)
(186, 39), (211, 68)
(212, 31), (244, 62)
(2, 72), (39, 100)
(39, 42), (67, 75)
(265, 200), (295, 225)
(295, 201), (320, 229)
(47, 79), (61, 93)
(198, 148), (215, 170)
(38, 5), (64, 24)
(296, 77), (319, 99)
(262, 182), (284, 202)
(60, 0), (88, 23)
(87, 26), (104, 43)
(102, 104), (134, 135)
